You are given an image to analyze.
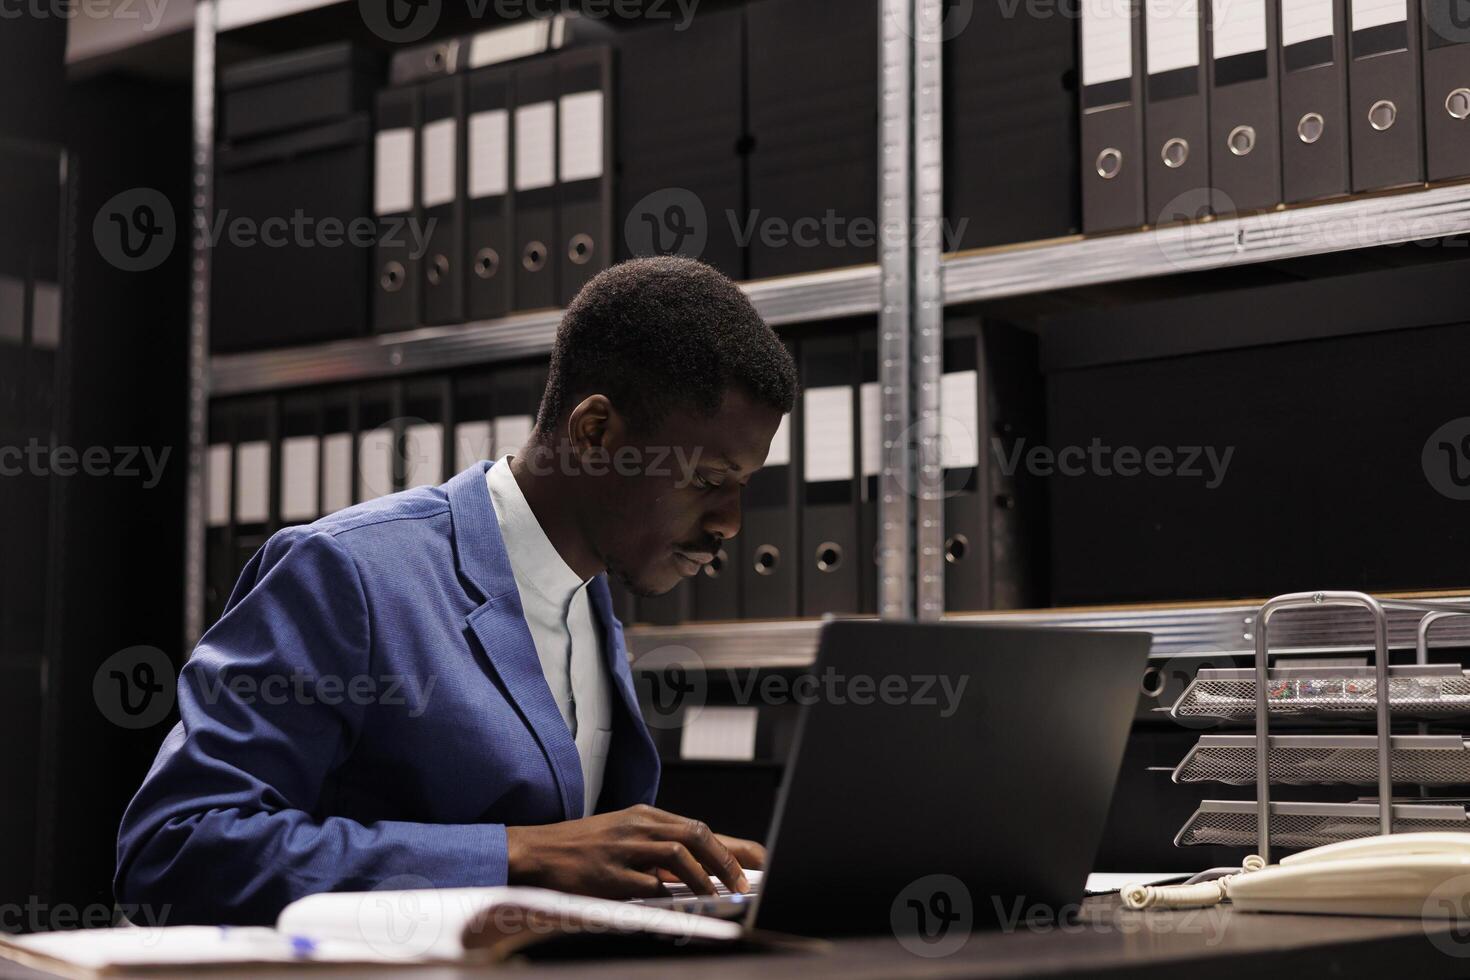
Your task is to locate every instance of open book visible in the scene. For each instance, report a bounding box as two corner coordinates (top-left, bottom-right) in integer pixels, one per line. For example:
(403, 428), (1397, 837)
(0, 878), (780, 978)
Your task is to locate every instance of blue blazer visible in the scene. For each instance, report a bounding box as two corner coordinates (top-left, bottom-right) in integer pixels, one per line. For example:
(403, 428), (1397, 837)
(115, 461), (660, 925)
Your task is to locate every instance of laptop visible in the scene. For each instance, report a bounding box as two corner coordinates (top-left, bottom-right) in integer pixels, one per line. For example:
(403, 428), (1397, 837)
(642, 619), (1151, 936)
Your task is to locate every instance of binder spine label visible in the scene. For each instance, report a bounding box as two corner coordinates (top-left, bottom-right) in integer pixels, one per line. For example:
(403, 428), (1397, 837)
(1283, 0), (1336, 45)
(559, 90), (606, 183)
(235, 441), (271, 525)
(860, 382), (883, 478)
(468, 109), (509, 199)
(404, 422), (444, 488)
(803, 387), (856, 485)
(207, 444), (232, 528)
(765, 414), (792, 468)
(374, 128), (415, 215)
(940, 371), (981, 471)
(1351, 0), (1410, 55)
(280, 436), (320, 522)
(421, 117), (457, 209)
(493, 414), (534, 454)
(322, 433), (353, 515)
(358, 427), (396, 502)
(1146, 0), (1203, 75)
(515, 102), (556, 191)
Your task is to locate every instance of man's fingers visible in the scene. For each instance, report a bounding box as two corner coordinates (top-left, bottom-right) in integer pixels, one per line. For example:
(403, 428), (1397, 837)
(716, 834), (767, 871)
(613, 868), (669, 900)
(623, 840), (718, 896)
(670, 818), (748, 894)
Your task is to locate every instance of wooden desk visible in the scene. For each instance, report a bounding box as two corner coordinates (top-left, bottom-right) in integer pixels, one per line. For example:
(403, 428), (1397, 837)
(4, 897), (1470, 979)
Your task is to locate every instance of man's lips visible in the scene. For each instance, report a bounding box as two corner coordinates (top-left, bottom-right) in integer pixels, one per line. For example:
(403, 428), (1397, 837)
(672, 550), (715, 575)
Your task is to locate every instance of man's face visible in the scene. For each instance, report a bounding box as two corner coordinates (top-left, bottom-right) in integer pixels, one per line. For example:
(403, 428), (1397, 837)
(593, 387), (784, 597)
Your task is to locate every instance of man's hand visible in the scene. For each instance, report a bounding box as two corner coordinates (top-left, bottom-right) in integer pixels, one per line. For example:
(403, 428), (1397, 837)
(505, 804), (766, 900)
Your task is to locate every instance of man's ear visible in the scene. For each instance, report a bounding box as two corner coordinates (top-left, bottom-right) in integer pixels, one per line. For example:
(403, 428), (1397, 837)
(567, 394), (625, 455)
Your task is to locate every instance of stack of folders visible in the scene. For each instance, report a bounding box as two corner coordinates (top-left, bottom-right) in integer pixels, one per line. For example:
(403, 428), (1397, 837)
(371, 17), (616, 332)
(1078, 0), (1470, 233)
(203, 364), (546, 628)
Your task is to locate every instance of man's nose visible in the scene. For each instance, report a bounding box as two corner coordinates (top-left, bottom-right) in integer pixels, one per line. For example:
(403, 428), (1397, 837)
(702, 490), (741, 542)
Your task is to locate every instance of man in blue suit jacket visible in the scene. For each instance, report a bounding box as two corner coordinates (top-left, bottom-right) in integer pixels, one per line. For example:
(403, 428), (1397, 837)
(116, 257), (797, 924)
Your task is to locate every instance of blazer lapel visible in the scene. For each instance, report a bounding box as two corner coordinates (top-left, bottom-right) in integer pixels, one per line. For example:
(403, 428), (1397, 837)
(448, 462), (584, 822)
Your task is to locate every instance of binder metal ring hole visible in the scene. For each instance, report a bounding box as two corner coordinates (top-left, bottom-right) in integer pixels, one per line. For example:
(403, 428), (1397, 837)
(380, 261), (405, 293)
(523, 242), (547, 272)
(568, 233), (595, 265)
(426, 254), (449, 286)
(753, 545), (780, 576)
(944, 533), (968, 564)
(702, 548), (727, 578)
(1297, 112), (1325, 144)
(1448, 89), (1470, 120)
(1228, 125), (1256, 157)
(1161, 138), (1189, 169)
(474, 247), (500, 279)
(1095, 147), (1123, 180)
(1140, 665), (1167, 698)
(815, 542), (843, 573)
(1369, 100), (1398, 131)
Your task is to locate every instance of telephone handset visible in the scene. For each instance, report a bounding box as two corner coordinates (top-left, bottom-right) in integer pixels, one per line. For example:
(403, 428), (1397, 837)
(1124, 833), (1470, 917)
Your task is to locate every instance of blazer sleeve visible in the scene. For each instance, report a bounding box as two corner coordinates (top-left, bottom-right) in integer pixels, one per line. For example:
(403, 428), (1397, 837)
(115, 528), (508, 925)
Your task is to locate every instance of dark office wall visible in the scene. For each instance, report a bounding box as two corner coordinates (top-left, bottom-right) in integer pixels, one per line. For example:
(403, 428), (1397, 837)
(21, 72), (193, 923)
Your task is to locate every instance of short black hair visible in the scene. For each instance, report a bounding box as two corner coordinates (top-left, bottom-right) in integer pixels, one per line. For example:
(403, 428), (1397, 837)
(536, 257), (798, 436)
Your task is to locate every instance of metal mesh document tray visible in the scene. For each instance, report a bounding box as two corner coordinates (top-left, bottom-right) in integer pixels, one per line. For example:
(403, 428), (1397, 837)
(1170, 664), (1470, 721)
(1176, 800), (1470, 849)
(1172, 735), (1470, 786)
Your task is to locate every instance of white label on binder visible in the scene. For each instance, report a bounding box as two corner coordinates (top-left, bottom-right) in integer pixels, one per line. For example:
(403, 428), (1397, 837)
(280, 436), (320, 523)
(421, 118), (457, 210)
(1282, 0), (1335, 45)
(559, 90), (604, 183)
(322, 433), (353, 515)
(1082, 0), (1134, 87)
(374, 128), (414, 216)
(860, 381), (883, 478)
(358, 427), (395, 502)
(468, 19), (550, 67)
(235, 441), (270, 525)
(206, 443), (231, 528)
(515, 102), (556, 192)
(455, 420), (493, 472)
(680, 706), (758, 762)
(1146, 0), (1201, 75)
(1350, 0), (1406, 30)
(0, 274), (22, 344)
(404, 422), (443, 488)
(803, 387), (855, 484)
(468, 109), (509, 200)
(1212, 0), (1267, 57)
(764, 414), (791, 468)
(493, 414), (534, 456)
(940, 371), (980, 471)
(31, 281), (60, 350)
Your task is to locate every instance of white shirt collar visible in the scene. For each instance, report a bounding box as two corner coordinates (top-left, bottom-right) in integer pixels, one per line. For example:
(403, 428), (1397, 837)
(485, 455), (590, 609)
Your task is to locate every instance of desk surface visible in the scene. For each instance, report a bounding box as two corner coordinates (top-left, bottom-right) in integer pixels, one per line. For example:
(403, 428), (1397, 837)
(4, 897), (1470, 980)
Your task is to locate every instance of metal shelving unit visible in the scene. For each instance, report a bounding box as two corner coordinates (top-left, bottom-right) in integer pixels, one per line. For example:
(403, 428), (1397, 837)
(184, 0), (1470, 654)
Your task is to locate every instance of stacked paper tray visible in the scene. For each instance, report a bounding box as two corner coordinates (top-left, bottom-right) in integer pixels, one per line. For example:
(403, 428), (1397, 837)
(1175, 800), (1470, 849)
(1172, 735), (1470, 786)
(1170, 665), (1470, 722)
